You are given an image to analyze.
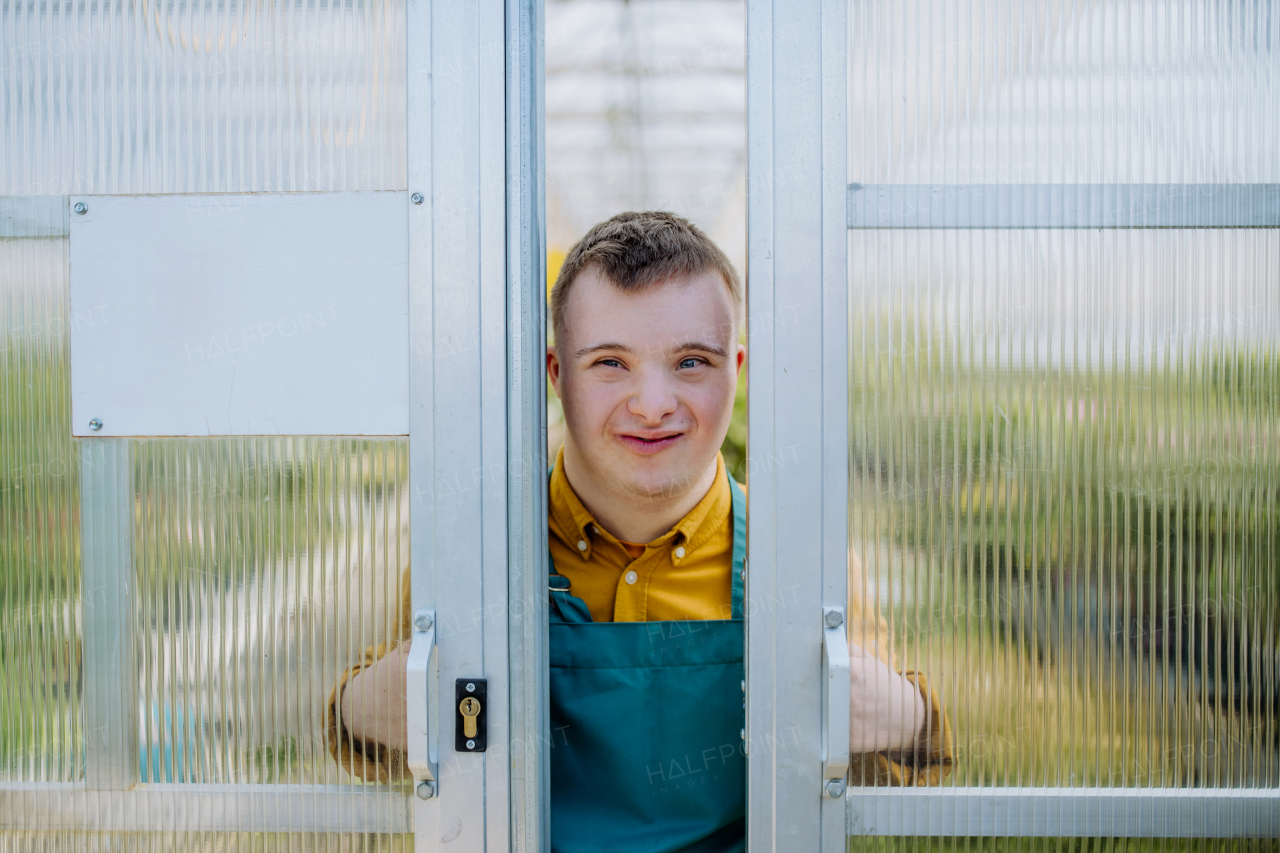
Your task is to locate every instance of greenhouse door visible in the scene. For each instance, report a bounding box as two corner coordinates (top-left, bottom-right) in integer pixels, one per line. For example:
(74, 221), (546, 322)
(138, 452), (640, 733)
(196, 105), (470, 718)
(746, 0), (1278, 849)
(0, 1), (547, 851)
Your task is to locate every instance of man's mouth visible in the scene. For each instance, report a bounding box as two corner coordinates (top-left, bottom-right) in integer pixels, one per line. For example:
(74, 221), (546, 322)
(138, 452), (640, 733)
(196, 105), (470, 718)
(617, 432), (684, 455)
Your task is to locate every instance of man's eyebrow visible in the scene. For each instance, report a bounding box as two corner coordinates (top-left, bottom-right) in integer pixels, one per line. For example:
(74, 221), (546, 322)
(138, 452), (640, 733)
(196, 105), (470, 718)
(674, 342), (730, 358)
(574, 342), (635, 358)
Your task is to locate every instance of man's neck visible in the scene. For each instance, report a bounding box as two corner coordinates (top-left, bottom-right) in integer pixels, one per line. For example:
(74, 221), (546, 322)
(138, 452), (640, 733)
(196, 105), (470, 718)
(560, 446), (720, 544)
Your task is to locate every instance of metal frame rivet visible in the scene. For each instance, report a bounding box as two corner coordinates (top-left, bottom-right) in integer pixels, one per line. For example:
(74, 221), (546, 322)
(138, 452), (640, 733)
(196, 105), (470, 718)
(73, 202), (87, 215)
(411, 192), (424, 205)
(88, 418), (103, 431)
(415, 781), (435, 800)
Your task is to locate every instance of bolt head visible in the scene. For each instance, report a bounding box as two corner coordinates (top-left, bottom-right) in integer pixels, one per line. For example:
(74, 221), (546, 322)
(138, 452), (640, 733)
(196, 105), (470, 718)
(824, 609), (844, 629)
(415, 780), (435, 800)
(411, 192), (424, 205)
(88, 418), (103, 432)
(466, 739), (476, 749)
(465, 682), (475, 693)
(73, 202), (87, 215)
(413, 611), (433, 632)
(825, 779), (846, 798)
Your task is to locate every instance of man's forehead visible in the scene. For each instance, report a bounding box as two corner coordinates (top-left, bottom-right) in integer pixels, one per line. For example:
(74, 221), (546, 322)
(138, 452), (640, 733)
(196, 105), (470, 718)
(562, 268), (737, 349)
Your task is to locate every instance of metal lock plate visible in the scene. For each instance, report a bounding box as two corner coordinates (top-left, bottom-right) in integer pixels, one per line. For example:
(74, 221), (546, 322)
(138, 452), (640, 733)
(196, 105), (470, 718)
(454, 678), (487, 752)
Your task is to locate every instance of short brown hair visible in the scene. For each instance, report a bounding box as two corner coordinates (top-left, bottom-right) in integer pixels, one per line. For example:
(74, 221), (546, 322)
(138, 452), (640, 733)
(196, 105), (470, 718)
(550, 211), (742, 345)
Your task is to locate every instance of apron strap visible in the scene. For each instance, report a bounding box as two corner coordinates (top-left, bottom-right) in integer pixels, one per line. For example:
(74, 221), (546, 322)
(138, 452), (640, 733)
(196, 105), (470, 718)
(727, 474), (746, 620)
(547, 465), (748, 623)
(549, 567), (596, 623)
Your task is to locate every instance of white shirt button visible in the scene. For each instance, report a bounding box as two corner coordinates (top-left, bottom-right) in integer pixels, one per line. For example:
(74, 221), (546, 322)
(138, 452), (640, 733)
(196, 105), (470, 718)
(577, 540), (588, 551)
(674, 546), (686, 559)
(624, 571), (638, 585)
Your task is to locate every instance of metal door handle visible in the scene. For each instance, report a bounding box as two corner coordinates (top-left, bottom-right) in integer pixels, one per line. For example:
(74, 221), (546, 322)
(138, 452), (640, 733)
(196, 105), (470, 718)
(406, 610), (437, 796)
(821, 608), (850, 790)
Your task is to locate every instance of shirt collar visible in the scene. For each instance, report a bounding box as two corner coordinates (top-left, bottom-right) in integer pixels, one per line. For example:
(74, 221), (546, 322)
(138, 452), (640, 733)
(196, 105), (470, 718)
(548, 448), (732, 564)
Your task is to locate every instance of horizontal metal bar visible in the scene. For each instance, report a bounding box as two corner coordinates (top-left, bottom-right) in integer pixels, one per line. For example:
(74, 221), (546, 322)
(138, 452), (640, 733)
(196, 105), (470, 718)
(0, 195), (68, 236)
(847, 788), (1280, 838)
(0, 784), (411, 833)
(847, 184), (1280, 228)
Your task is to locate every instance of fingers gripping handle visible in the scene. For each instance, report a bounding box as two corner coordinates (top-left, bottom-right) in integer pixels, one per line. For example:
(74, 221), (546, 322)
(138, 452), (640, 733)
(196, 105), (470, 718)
(821, 608), (851, 787)
(406, 610), (437, 793)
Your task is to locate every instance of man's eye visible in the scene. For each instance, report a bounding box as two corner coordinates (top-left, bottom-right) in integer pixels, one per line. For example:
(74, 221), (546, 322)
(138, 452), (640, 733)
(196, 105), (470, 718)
(678, 357), (704, 369)
(598, 358), (623, 368)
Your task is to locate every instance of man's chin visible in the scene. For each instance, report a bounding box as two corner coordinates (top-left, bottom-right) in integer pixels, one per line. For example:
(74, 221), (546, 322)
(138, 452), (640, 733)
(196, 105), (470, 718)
(617, 459), (706, 501)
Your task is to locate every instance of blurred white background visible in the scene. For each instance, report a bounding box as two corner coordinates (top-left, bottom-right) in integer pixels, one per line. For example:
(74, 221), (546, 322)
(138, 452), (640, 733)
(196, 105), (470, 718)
(545, 0), (746, 277)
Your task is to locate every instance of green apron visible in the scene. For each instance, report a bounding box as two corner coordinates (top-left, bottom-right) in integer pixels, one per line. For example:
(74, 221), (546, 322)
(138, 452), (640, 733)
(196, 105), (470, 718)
(548, 471), (747, 853)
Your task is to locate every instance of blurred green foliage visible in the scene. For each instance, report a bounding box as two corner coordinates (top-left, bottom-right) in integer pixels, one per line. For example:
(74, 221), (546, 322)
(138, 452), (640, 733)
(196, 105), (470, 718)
(720, 376), (748, 483)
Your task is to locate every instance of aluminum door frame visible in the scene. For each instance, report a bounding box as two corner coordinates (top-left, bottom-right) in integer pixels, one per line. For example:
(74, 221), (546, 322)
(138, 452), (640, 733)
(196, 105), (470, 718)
(745, 0), (1279, 844)
(0, 0), (549, 847)
(407, 0), (547, 851)
(745, 0), (850, 850)
(503, 0), (550, 850)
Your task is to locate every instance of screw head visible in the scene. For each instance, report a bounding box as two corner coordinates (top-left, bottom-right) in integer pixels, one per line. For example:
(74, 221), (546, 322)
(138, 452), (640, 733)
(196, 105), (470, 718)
(825, 779), (846, 798)
(465, 739), (476, 750)
(824, 609), (844, 629)
(411, 192), (424, 205)
(73, 202), (87, 215)
(88, 418), (103, 432)
(415, 780), (435, 800)
(465, 682), (475, 693)
(413, 611), (433, 632)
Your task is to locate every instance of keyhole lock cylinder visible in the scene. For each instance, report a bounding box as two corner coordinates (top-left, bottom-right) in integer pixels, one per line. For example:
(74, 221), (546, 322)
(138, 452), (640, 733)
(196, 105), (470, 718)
(454, 679), (488, 752)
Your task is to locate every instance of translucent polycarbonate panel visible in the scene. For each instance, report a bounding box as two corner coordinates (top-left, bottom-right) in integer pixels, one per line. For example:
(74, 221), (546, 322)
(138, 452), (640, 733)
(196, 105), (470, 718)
(2, 0), (405, 195)
(132, 437), (410, 787)
(0, 199), (83, 783)
(0, 832), (411, 852)
(849, 228), (1279, 789)
(846, 840), (1277, 853)
(849, 0), (1280, 184)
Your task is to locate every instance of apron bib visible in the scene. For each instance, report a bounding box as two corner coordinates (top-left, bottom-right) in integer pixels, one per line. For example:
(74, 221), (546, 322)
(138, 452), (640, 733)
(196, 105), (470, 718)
(549, 474), (747, 853)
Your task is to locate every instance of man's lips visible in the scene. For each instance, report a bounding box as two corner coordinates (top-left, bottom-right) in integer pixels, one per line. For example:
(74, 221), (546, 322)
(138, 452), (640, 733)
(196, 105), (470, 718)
(616, 432), (684, 455)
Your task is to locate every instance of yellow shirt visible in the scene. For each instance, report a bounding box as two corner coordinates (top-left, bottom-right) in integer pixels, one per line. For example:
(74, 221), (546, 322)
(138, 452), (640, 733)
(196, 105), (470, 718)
(549, 449), (736, 623)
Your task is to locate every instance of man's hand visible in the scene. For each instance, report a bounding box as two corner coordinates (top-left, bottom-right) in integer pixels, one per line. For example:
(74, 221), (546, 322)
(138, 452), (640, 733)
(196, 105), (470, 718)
(849, 643), (926, 753)
(340, 642), (411, 753)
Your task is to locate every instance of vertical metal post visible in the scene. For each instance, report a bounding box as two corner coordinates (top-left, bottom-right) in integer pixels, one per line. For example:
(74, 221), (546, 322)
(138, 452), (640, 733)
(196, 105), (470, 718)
(746, 0), (848, 849)
(505, 0), (549, 850)
(406, 2), (437, 845)
(79, 438), (138, 790)
(408, 0), (513, 850)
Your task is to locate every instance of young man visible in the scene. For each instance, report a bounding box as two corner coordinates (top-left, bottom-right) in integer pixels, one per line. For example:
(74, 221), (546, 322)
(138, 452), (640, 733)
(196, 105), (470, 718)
(329, 212), (952, 850)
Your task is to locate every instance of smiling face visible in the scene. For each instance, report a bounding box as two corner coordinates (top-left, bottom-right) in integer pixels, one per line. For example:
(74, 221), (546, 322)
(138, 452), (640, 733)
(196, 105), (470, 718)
(548, 265), (744, 506)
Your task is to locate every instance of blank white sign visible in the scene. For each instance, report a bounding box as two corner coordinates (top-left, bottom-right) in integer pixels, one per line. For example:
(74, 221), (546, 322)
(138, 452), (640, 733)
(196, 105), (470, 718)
(69, 192), (409, 436)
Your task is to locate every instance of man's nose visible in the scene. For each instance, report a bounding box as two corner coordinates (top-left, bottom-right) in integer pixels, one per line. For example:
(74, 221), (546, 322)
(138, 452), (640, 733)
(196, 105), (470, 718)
(627, 369), (678, 424)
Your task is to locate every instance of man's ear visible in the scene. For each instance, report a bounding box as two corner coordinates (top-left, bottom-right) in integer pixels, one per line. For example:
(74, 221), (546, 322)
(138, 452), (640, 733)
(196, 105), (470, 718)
(547, 345), (563, 398)
(735, 343), (746, 377)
